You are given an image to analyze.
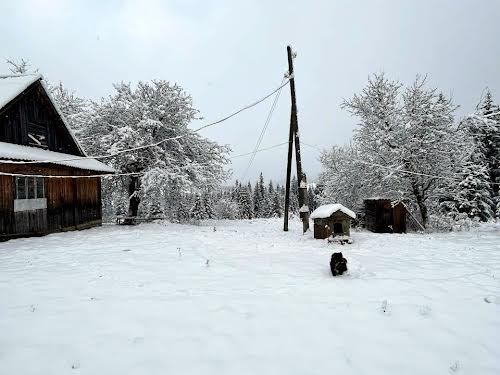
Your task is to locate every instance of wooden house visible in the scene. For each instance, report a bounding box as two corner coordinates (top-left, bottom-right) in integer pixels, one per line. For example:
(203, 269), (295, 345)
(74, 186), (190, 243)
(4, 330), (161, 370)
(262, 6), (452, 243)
(310, 204), (356, 241)
(363, 198), (406, 233)
(0, 74), (114, 241)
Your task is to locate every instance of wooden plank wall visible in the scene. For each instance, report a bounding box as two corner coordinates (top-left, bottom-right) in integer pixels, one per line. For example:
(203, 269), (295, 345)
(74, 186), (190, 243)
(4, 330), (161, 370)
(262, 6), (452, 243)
(0, 164), (103, 239)
(0, 175), (15, 235)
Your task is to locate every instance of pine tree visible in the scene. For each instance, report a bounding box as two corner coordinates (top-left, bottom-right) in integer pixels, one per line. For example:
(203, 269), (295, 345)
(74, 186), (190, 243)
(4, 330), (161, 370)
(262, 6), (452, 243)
(202, 191), (215, 219)
(253, 181), (261, 217)
(190, 194), (206, 221)
(307, 186), (317, 212)
(237, 183), (253, 219)
(177, 196), (190, 223)
(272, 190), (282, 217)
(478, 90), (500, 214)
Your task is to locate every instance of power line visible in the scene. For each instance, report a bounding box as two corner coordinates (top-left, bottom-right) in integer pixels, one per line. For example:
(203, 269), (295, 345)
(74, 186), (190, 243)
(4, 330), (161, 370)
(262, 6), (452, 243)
(0, 141), (291, 179)
(0, 78), (291, 166)
(230, 141), (290, 159)
(240, 78), (285, 180)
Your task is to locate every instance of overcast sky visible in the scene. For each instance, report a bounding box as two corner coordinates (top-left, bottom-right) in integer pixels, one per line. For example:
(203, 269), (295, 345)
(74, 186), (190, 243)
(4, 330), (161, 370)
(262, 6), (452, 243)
(1, 0), (499, 183)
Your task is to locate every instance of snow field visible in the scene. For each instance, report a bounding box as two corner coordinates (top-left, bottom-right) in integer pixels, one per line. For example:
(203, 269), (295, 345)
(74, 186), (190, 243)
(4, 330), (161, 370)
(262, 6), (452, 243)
(0, 219), (499, 375)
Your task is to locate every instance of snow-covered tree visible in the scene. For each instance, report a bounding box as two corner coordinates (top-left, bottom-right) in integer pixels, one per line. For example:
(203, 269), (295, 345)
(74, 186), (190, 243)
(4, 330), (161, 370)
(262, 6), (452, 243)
(318, 145), (367, 211)
(50, 82), (89, 140)
(177, 197), (191, 223)
(190, 194), (206, 221)
(439, 94), (499, 221)
(271, 190), (282, 217)
(338, 74), (458, 227)
(237, 182), (254, 219)
(307, 185), (318, 212)
(202, 191), (215, 219)
(6, 58), (33, 74)
(215, 197), (238, 220)
(84, 80), (231, 217)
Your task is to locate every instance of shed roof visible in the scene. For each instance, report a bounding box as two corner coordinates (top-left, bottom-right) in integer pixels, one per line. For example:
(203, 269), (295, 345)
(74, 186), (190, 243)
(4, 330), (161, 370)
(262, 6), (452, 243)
(310, 204), (356, 220)
(0, 141), (115, 173)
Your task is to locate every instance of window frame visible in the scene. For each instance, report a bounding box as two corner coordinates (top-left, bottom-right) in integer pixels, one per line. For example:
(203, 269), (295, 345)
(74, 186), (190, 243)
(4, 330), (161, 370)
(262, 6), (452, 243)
(15, 176), (46, 200)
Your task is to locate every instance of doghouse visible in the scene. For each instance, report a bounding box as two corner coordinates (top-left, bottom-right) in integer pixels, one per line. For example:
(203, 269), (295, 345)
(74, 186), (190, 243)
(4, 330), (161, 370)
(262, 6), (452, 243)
(364, 198), (406, 233)
(310, 204), (356, 240)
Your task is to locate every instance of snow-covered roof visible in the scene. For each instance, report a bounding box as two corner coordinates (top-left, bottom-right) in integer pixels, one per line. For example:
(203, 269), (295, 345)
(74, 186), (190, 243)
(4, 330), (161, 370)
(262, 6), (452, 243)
(0, 74), (87, 156)
(310, 204), (356, 220)
(0, 142), (115, 173)
(0, 74), (41, 110)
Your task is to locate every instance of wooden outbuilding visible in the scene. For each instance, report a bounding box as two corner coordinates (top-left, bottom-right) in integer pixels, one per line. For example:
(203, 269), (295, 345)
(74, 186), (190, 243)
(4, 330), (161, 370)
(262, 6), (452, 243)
(310, 204), (356, 241)
(0, 74), (114, 241)
(363, 198), (406, 233)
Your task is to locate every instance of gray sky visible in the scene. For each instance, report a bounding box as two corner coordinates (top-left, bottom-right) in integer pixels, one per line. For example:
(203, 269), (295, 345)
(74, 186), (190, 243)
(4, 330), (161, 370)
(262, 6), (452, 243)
(1, 0), (499, 184)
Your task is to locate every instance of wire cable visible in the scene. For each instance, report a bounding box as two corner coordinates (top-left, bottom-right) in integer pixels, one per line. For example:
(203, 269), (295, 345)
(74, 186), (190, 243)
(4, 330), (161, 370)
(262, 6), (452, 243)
(0, 78), (290, 166)
(240, 78), (285, 180)
(0, 141), (291, 179)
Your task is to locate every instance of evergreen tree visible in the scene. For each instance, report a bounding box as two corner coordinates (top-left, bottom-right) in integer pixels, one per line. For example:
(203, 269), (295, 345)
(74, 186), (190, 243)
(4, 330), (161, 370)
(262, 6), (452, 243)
(478, 90), (500, 214)
(272, 190), (282, 217)
(237, 183), (253, 219)
(253, 181), (261, 217)
(202, 191), (215, 219)
(307, 186), (318, 212)
(177, 197), (190, 223)
(190, 194), (206, 221)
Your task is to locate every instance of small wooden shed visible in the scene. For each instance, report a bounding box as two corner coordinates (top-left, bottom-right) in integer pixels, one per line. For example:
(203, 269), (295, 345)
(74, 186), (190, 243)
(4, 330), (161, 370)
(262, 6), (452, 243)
(364, 198), (406, 233)
(310, 204), (356, 240)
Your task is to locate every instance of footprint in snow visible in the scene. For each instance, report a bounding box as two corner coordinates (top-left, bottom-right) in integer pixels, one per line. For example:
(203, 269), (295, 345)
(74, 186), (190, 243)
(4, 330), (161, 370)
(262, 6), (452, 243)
(419, 305), (432, 316)
(449, 360), (460, 372)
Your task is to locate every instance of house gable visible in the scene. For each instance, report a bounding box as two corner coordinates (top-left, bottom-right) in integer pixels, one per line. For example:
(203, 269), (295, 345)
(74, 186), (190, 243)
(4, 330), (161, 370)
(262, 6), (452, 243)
(0, 77), (84, 157)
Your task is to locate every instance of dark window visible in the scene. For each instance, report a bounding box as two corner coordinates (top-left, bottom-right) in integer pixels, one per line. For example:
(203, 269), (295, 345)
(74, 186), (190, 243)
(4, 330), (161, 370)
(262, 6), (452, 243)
(16, 177), (26, 199)
(15, 177), (45, 200)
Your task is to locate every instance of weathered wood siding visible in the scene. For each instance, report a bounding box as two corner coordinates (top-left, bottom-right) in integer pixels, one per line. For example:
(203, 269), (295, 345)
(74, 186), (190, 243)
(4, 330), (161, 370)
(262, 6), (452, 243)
(313, 212), (352, 239)
(364, 199), (406, 234)
(0, 174), (15, 235)
(0, 164), (103, 240)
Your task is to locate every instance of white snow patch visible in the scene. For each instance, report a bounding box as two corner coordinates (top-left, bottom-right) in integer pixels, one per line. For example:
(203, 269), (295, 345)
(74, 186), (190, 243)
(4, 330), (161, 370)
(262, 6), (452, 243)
(0, 219), (498, 374)
(311, 203), (356, 219)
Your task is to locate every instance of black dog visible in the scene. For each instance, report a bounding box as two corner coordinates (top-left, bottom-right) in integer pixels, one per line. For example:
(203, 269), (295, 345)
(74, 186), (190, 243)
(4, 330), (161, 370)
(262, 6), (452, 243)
(330, 252), (348, 276)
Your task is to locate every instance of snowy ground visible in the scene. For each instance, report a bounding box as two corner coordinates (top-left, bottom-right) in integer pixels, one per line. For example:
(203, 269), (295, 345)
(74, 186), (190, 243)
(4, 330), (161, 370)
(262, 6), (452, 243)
(1, 219), (499, 375)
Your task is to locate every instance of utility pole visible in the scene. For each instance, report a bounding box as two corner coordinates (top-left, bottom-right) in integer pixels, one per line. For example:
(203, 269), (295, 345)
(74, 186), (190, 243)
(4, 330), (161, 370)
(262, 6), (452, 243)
(283, 45), (310, 233)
